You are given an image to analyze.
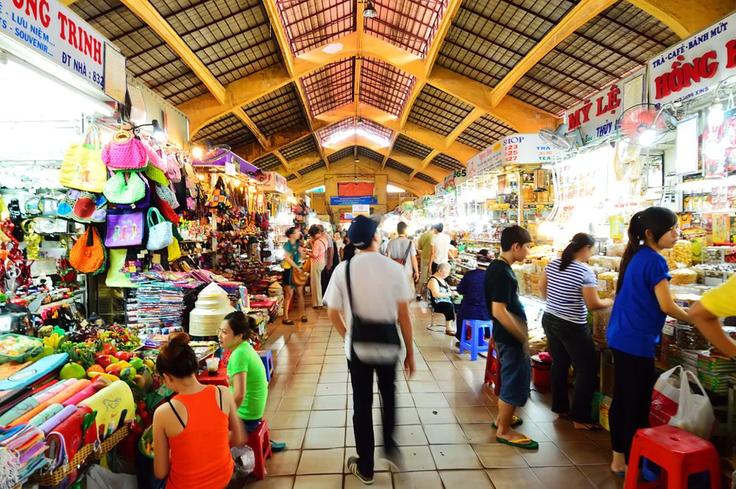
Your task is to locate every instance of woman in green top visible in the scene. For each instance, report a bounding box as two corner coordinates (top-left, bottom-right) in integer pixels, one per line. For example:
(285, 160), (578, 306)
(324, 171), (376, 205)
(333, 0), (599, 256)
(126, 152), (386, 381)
(219, 311), (285, 451)
(282, 227), (307, 325)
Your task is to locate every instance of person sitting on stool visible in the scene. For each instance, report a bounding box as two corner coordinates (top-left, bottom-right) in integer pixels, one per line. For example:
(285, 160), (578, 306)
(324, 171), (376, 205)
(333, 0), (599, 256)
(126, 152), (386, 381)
(427, 263), (458, 336)
(455, 250), (492, 346)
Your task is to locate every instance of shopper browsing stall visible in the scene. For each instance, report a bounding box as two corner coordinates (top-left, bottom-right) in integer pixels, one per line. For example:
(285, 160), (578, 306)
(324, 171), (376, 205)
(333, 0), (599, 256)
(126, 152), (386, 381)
(689, 275), (736, 357)
(606, 208), (691, 475)
(386, 221), (419, 295)
(430, 223), (452, 274)
(152, 333), (245, 488)
(281, 227), (307, 325)
(540, 233), (613, 430)
(427, 263), (459, 336)
(485, 225), (537, 449)
(417, 226), (434, 296)
(308, 225), (327, 308)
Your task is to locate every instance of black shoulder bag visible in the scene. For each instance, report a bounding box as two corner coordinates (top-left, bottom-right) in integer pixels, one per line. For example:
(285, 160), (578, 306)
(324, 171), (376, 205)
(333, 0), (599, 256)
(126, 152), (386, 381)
(346, 258), (402, 365)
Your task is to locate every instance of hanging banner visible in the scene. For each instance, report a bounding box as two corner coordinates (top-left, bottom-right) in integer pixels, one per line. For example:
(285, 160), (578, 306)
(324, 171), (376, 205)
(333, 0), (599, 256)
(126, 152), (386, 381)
(338, 182), (374, 197)
(466, 140), (503, 178)
(352, 204), (370, 216)
(330, 196), (377, 205)
(0, 0), (113, 92)
(647, 13), (734, 105)
(503, 134), (559, 164)
(257, 171), (289, 193)
(564, 70), (645, 144)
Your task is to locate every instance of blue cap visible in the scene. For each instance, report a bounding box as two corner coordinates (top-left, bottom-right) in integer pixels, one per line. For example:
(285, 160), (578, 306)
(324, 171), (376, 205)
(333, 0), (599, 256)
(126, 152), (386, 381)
(348, 215), (379, 249)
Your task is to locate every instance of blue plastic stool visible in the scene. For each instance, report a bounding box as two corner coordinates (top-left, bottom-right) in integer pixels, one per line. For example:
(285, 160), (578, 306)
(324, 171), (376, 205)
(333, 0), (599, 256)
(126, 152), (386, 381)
(459, 320), (492, 361)
(259, 350), (274, 382)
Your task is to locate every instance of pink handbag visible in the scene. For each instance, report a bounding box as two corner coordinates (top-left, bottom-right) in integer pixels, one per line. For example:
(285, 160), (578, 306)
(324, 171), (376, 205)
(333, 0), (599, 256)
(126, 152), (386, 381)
(101, 131), (147, 170)
(164, 153), (182, 183)
(143, 140), (165, 171)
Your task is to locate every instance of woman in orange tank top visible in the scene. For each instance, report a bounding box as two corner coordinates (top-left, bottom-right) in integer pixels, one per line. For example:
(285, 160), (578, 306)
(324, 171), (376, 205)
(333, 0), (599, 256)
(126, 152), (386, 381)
(152, 333), (245, 488)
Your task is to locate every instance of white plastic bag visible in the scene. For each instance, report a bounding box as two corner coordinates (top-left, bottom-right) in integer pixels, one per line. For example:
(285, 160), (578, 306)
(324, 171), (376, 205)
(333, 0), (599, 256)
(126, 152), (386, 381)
(86, 465), (138, 489)
(669, 369), (715, 439)
(649, 365), (715, 439)
(231, 445), (255, 477)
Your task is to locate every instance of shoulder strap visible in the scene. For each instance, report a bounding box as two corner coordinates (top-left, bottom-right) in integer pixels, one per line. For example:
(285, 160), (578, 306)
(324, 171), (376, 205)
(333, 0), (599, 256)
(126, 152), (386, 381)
(217, 385), (223, 411)
(345, 259), (354, 311)
(168, 398), (186, 428)
(402, 239), (412, 261)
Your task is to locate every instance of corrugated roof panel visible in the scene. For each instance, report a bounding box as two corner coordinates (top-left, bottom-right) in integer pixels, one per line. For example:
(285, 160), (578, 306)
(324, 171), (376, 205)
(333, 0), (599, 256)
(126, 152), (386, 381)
(254, 153), (282, 171)
(301, 58), (355, 116)
(431, 153), (463, 172)
(275, 0), (354, 55)
(193, 114), (257, 148)
(299, 159), (326, 176)
(407, 84), (473, 136)
(328, 146), (356, 163)
(365, 0), (448, 57)
(416, 172), (438, 184)
(386, 159), (412, 174)
(457, 114), (515, 151)
(318, 118), (355, 145)
(357, 146), (385, 163)
(393, 135), (432, 160)
(281, 135), (319, 160)
(244, 83), (309, 137)
(360, 58), (416, 117)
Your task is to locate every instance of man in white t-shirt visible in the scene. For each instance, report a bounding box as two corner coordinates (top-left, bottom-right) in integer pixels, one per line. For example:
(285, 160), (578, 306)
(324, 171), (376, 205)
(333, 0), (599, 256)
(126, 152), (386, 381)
(431, 223), (452, 273)
(385, 221), (419, 295)
(324, 215), (415, 485)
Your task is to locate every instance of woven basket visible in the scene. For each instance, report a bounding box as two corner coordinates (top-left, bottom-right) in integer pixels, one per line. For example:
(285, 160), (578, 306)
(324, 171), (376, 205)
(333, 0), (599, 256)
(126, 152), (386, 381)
(29, 425), (130, 486)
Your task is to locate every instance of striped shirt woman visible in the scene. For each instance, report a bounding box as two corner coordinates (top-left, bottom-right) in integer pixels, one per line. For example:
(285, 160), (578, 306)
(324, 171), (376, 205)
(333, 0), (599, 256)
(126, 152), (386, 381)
(540, 233), (613, 429)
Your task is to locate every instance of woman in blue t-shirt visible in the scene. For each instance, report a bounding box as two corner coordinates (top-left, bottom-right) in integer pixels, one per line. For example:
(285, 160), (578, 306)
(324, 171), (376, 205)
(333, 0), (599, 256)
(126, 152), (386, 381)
(606, 207), (690, 475)
(540, 233), (612, 430)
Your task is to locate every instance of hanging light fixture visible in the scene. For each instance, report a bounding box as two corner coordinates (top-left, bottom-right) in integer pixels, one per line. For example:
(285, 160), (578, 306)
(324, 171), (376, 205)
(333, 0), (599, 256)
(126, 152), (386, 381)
(363, 0), (377, 18)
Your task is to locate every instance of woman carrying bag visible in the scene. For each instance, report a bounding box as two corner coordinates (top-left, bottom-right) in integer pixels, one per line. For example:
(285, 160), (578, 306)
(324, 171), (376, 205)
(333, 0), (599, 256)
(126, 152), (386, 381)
(540, 233), (612, 430)
(282, 227), (307, 325)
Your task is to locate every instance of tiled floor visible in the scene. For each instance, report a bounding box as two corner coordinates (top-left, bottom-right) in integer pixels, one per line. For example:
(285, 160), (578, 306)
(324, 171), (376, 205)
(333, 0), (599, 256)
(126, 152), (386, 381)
(247, 305), (621, 488)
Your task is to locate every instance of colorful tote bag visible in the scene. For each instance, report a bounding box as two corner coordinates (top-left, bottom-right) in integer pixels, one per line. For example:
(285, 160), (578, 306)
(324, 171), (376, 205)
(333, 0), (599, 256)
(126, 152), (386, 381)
(101, 131), (147, 170)
(69, 226), (106, 275)
(105, 211), (144, 248)
(106, 249), (137, 288)
(146, 208), (173, 251)
(59, 125), (107, 193)
(104, 171), (147, 204)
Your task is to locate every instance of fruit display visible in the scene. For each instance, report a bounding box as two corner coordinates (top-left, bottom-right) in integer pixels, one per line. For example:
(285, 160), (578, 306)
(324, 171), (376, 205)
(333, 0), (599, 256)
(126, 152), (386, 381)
(0, 334), (43, 363)
(670, 268), (698, 285)
(139, 426), (154, 459)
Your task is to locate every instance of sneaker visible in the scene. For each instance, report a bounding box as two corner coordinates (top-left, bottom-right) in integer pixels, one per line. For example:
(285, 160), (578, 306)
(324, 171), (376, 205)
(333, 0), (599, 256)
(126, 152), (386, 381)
(347, 456), (374, 485)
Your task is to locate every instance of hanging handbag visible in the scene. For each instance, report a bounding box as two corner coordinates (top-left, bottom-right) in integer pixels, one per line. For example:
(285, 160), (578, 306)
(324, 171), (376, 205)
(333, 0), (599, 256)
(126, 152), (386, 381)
(152, 192), (180, 225)
(105, 249), (137, 288)
(59, 125), (107, 193)
(166, 153), (182, 183)
(167, 237), (182, 261)
(345, 258), (401, 365)
(69, 226), (106, 275)
(145, 164), (170, 187)
(101, 130), (147, 170)
(143, 140), (164, 171)
(146, 207), (173, 251)
(104, 171), (147, 204)
(105, 210), (144, 248)
(155, 183), (179, 209)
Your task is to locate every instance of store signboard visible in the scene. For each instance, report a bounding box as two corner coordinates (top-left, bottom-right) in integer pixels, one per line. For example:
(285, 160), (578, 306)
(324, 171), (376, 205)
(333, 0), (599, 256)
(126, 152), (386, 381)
(503, 134), (559, 164)
(258, 172), (289, 193)
(330, 196), (377, 205)
(0, 0), (113, 92)
(647, 12), (736, 105)
(466, 140), (503, 178)
(352, 204), (370, 216)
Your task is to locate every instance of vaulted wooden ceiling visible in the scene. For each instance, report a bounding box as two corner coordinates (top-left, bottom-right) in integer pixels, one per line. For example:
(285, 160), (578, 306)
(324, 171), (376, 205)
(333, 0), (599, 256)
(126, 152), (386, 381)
(68, 0), (732, 195)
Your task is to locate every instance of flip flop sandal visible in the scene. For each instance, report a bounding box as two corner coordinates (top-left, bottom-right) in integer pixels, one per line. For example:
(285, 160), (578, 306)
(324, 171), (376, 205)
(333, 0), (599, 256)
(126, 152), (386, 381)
(445, 330), (456, 336)
(496, 436), (538, 450)
(283, 319), (294, 325)
(611, 469), (626, 478)
(492, 416), (523, 429)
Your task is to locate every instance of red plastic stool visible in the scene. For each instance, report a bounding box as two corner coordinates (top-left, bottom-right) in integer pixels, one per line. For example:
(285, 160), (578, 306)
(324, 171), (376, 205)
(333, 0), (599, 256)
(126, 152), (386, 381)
(484, 338), (501, 396)
(625, 425), (720, 489)
(247, 420), (273, 480)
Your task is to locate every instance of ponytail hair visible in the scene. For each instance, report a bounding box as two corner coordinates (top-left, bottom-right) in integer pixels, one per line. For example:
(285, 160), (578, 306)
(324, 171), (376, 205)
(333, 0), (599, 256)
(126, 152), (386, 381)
(156, 332), (198, 378)
(560, 233), (595, 271)
(223, 311), (257, 340)
(617, 207), (677, 293)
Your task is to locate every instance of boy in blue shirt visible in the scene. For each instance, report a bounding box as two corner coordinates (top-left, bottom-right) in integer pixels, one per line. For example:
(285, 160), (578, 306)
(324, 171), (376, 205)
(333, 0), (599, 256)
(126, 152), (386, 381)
(484, 225), (537, 449)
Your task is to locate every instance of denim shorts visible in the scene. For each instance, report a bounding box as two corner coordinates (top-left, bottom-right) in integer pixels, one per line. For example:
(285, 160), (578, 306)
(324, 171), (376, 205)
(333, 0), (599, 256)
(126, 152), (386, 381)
(497, 342), (531, 407)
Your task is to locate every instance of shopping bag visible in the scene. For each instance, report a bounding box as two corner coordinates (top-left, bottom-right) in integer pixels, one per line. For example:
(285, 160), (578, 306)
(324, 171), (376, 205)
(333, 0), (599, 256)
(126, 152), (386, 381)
(69, 226), (106, 275)
(104, 171), (147, 204)
(59, 125), (107, 193)
(86, 464), (137, 489)
(106, 249), (137, 288)
(167, 237), (182, 261)
(105, 211), (144, 248)
(649, 366), (681, 427)
(649, 366), (715, 439)
(146, 208), (173, 251)
(670, 369), (715, 439)
(101, 130), (147, 170)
